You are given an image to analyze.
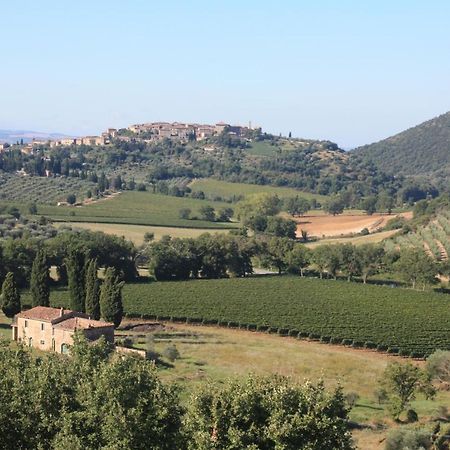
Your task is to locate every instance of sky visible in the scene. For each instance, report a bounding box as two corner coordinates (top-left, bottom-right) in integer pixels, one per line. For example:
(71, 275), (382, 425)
(0, 0), (449, 148)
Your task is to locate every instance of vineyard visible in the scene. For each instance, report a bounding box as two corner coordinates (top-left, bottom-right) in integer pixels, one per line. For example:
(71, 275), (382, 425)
(48, 276), (450, 358)
(0, 173), (94, 204)
(389, 212), (450, 261)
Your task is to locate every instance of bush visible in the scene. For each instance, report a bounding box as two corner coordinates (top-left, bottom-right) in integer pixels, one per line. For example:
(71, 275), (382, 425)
(352, 340), (364, 348)
(163, 345), (180, 362)
(345, 392), (360, 407)
(342, 339), (353, 346)
(330, 336), (343, 344)
(308, 332), (321, 340)
(364, 341), (377, 349)
(406, 409), (418, 423)
(385, 428), (431, 450)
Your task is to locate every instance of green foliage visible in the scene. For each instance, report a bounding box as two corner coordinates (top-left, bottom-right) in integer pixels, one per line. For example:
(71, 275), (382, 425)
(325, 196), (345, 215)
(380, 362), (436, 420)
(66, 249), (86, 312)
(286, 244), (311, 276)
(30, 248), (50, 306)
(1, 272), (21, 318)
(199, 205), (216, 221)
(185, 375), (353, 450)
(354, 111), (450, 182)
(265, 215), (297, 238)
(119, 276), (450, 357)
(99, 267), (124, 327)
(163, 345), (180, 362)
(66, 193), (77, 205)
(385, 427), (432, 450)
(0, 337), (184, 450)
(394, 248), (437, 289)
(426, 350), (450, 386)
(85, 259), (100, 320)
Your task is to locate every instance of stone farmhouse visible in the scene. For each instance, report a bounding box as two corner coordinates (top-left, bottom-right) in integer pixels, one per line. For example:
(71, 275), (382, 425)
(11, 306), (114, 354)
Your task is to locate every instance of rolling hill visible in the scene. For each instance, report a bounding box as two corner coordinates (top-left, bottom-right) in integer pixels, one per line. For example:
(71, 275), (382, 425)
(352, 111), (450, 180)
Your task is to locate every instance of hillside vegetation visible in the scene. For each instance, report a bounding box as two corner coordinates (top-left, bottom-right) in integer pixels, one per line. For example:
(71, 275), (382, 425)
(353, 111), (450, 183)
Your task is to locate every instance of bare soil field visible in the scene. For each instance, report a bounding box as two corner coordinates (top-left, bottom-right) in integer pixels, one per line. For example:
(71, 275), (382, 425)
(296, 211), (412, 238)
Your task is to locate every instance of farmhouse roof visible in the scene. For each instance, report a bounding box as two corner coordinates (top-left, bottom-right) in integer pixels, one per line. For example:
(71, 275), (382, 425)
(53, 317), (113, 331)
(16, 306), (74, 322)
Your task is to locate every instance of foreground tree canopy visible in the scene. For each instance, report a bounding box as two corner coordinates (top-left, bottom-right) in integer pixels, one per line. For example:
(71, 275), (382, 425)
(0, 336), (354, 450)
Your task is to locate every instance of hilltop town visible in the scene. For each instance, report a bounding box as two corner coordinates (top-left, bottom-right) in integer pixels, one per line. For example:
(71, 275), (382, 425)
(0, 121), (260, 155)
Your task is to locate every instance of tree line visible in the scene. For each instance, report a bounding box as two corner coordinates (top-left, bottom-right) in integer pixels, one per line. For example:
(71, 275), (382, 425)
(1, 248), (125, 327)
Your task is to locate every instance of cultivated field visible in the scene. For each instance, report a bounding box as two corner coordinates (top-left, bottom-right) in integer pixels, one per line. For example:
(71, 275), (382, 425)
(189, 178), (327, 202)
(55, 222), (231, 245)
(0, 173), (95, 204)
(391, 212), (450, 261)
(296, 212), (412, 238)
(36, 191), (239, 229)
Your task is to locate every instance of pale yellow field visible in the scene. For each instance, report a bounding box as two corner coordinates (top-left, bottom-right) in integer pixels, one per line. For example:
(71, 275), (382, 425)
(119, 322), (449, 450)
(54, 222), (230, 245)
(305, 229), (400, 248)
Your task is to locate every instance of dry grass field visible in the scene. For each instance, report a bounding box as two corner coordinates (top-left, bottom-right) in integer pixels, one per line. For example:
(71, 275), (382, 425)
(295, 211), (412, 238)
(54, 222), (230, 245)
(117, 321), (450, 450)
(305, 229), (400, 248)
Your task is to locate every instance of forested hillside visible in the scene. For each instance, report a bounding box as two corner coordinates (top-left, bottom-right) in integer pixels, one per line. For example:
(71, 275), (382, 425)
(352, 111), (450, 184)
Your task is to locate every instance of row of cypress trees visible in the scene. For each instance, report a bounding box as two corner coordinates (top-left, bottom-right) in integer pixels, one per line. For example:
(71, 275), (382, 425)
(1, 248), (124, 327)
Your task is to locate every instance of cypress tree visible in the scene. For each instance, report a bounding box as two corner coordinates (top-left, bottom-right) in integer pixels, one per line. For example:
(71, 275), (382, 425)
(66, 250), (86, 312)
(1, 272), (21, 318)
(30, 249), (50, 307)
(85, 259), (100, 320)
(100, 267), (124, 328)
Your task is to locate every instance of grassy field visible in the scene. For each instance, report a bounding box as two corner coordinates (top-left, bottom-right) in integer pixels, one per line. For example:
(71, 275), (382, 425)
(118, 321), (449, 450)
(55, 222), (231, 245)
(245, 141), (280, 156)
(189, 178), (328, 201)
(35, 191), (239, 229)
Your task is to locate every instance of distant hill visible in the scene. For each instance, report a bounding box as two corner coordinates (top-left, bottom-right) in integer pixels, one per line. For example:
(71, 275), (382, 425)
(352, 111), (450, 179)
(0, 129), (70, 143)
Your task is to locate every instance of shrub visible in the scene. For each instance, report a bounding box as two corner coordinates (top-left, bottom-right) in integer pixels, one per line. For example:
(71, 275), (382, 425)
(342, 339), (353, 346)
(163, 345), (180, 362)
(320, 336), (331, 343)
(330, 337), (343, 344)
(277, 328), (289, 336)
(364, 341), (377, 349)
(385, 428), (431, 450)
(352, 340), (364, 348)
(406, 409), (418, 423)
(308, 332), (321, 340)
(345, 392), (360, 407)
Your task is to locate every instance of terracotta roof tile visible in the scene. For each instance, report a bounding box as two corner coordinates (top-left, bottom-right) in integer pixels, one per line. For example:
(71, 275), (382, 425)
(53, 317), (113, 331)
(16, 306), (73, 322)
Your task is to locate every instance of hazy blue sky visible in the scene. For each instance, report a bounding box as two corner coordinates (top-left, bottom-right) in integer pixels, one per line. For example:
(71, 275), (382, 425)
(1, 0), (449, 147)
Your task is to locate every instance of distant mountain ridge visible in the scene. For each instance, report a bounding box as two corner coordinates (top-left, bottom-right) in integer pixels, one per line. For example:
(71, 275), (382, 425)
(0, 129), (72, 143)
(352, 111), (450, 180)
